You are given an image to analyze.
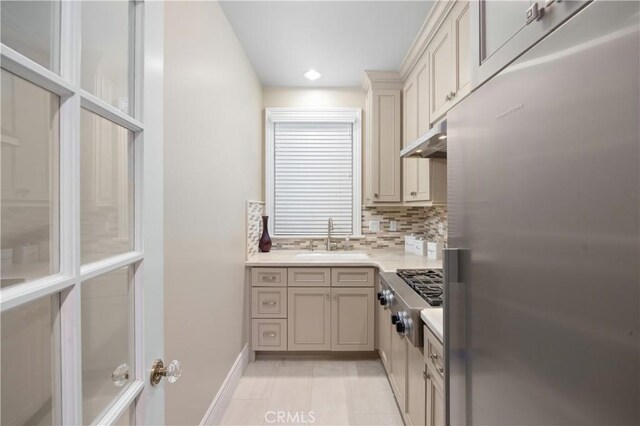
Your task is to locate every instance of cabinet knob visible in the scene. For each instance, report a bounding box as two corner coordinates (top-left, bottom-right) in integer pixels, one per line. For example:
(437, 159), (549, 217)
(374, 193), (379, 198)
(445, 94), (451, 101)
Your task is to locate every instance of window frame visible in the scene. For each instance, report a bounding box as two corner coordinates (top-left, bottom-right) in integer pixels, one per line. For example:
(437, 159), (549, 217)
(265, 108), (362, 238)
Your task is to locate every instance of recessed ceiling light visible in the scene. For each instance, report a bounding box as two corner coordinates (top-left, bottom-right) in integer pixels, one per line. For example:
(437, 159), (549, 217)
(416, 149), (423, 153)
(438, 135), (447, 140)
(304, 69), (321, 81)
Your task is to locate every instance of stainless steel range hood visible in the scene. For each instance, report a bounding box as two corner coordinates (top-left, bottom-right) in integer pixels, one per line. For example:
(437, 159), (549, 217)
(400, 119), (447, 158)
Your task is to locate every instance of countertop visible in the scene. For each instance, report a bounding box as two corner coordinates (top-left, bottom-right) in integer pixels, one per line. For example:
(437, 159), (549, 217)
(246, 249), (443, 273)
(420, 308), (443, 342)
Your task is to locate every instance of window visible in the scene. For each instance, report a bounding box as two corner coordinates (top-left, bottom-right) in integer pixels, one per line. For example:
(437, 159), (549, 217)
(265, 108), (362, 237)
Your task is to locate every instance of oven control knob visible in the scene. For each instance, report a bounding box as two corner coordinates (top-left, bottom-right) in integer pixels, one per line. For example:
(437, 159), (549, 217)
(377, 292), (383, 300)
(391, 314), (399, 324)
(384, 291), (395, 306)
(395, 321), (406, 334)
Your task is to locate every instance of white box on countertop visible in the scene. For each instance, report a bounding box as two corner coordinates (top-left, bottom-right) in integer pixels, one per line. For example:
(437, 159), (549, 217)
(404, 234), (416, 254)
(414, 238), (428, 256)
(427, 242), (445, 259)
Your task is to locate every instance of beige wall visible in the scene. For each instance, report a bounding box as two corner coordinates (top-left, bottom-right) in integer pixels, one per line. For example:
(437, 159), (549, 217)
(164, 2), (262, 424)
(263, 86), (364, 109)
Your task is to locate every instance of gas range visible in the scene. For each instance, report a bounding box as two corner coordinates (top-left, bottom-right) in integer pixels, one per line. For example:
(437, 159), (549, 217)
(397, 269), (444, 306)
(378, 268), (444, 347)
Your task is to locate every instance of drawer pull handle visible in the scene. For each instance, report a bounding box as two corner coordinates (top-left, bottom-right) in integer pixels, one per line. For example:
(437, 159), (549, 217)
(263, 332), (277, 338)
(430, 353), (444, 374)
(262, 275), (277, 281)
(262, 300), (277, 306)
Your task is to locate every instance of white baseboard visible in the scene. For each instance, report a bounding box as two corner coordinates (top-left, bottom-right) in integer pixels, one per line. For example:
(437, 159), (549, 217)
(200, 343), (250, 425)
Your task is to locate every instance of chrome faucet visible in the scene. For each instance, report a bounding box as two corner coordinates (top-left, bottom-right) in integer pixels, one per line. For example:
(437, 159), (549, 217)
(326, 217), (336, 251)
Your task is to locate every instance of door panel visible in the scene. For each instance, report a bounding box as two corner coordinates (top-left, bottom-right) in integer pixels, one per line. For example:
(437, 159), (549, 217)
(0, 1), (165, 424)
(429, 23), (453, 122)
(407, 345), (426, 426)
(403, 79), (418, 200)
(389, 328), (407, 412)
(331, 288), (374, 351)
(288, 287), (331, 350)
(452, 1), (471, 101)
(370, 90), (401, 202)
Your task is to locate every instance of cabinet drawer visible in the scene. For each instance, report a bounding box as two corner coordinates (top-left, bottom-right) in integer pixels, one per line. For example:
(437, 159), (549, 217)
(424, 325), (444, 379)
(252, 268), (287, 287)
(252, 288), (287, 318)
(252, 319), (287, 351)
(288, 268), (331, 287)
(331, 268), (374, 287)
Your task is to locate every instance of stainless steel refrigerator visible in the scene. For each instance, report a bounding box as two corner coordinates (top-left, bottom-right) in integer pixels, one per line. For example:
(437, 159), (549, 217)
(444, 1), (640, 425)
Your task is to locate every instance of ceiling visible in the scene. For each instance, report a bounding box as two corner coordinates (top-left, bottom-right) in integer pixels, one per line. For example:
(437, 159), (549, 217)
(219, 1), (434, 87)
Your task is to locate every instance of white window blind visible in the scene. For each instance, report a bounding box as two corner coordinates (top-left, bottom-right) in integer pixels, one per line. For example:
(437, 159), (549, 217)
(273, 121), (355, 236)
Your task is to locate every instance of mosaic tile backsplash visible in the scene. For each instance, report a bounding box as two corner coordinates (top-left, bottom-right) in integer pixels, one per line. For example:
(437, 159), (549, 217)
(246, 202), (447, 253)
(246, 200), (266, 258)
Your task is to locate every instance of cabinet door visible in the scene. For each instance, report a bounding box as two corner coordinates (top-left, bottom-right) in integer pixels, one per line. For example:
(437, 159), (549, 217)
(287, 287), (331, 350)
(425, 369), (445, 426)
(414, 57), (431, 202)
(403, 77), (419, 201)
(407, 346), (426, 426)
(331, 288), (374, 351)
(429, 19), (453, 123)
(377, 301), (391, 372)
(451, 0), (471, 103)
(389, 328), (407, 412)
(369, 89), (402, 202)
(471, 0), (587, 87)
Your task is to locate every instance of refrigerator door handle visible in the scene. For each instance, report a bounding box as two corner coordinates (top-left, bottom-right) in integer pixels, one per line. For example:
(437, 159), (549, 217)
(444, 248), (468, 426)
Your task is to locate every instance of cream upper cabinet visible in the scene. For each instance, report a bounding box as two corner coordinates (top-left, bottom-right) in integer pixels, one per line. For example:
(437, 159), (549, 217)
(331, 287), (374, 351)
(471, 0), (587, 88)
(451, 0), (471, 104)
(407, 345), (426, 426)
(404, 60), (433, 203)
(426, 0), (472, 124)
(403, 76), (419, 201)
(287, 287), (331, 351)
(428, 16), (454, 124)
(363, 72), (402, 204)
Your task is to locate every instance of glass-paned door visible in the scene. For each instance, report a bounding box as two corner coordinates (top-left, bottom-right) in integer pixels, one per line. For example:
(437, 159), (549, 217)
(0, 1), (164, 424)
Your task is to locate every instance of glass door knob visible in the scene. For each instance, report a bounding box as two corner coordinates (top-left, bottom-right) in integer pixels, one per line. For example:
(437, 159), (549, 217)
(112, 363), (130, 387)
(150, 359), (182, 386)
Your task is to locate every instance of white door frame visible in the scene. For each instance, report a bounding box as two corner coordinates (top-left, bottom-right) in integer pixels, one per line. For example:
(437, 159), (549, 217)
(0, 1), (164, 424)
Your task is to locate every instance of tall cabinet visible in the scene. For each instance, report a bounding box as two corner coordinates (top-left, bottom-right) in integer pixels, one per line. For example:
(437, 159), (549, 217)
(363, 72), (403, 204)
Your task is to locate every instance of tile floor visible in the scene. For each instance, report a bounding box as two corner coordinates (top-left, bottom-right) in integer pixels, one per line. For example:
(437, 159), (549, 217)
(220, 358), (404, 426)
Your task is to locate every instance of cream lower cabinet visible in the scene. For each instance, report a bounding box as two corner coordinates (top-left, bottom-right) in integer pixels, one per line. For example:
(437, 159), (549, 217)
(424, 325), (445, 426)
(288, 287), (375, 351)
(377, 296), (391, 371)
(389, 327), (408, 412)
(251, 267), (375, 353)
(407, 345), (427, 426)
(425, 368), (445, 426)
(331, 287), (375, 351)
(288, 287), (332, 351)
